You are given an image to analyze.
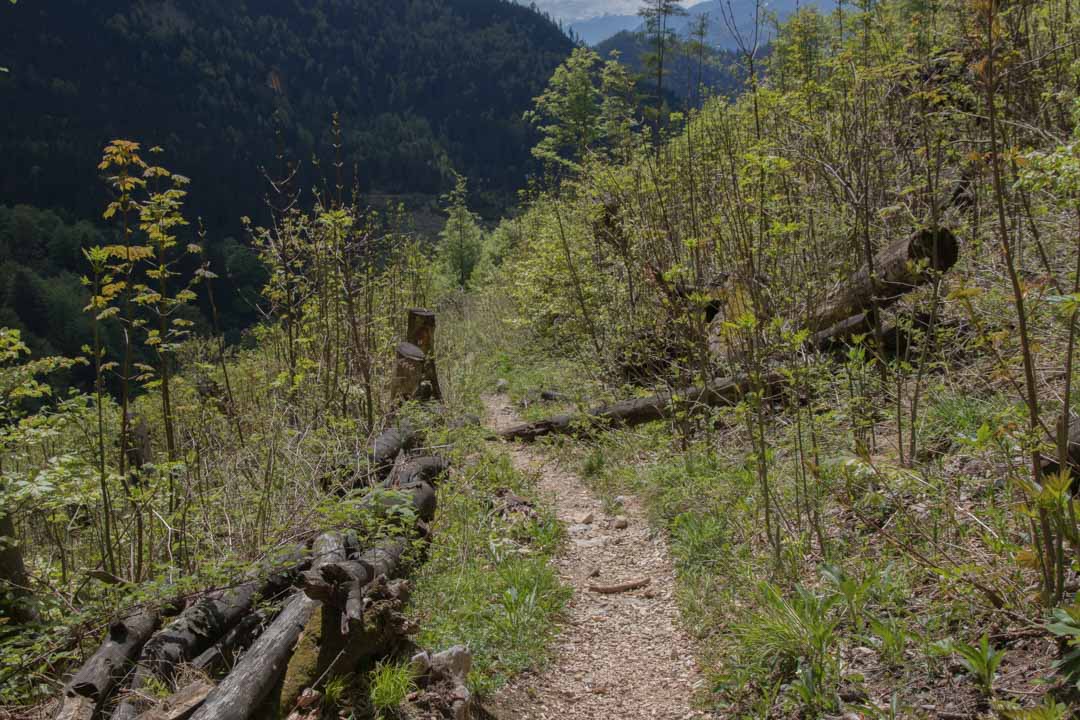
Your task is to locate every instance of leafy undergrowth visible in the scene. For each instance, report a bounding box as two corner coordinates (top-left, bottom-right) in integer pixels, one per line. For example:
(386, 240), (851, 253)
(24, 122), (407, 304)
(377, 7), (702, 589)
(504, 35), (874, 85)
(518, 381), (1078, 719)
(406, 428), (570, 698)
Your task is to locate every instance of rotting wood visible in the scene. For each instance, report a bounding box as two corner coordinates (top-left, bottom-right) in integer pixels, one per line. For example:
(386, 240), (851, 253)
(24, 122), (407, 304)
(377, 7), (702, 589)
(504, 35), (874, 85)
(115, 570), (298, 717)
(65, 606), (160, 704)
(806, 227), (959, 333)
(187, 534), (346, 720)
(588, 577), (651, 594)
(498, 374), (785, 442)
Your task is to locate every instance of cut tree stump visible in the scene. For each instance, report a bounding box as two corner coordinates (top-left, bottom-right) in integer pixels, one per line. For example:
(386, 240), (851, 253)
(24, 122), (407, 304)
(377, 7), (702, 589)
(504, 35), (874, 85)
(390, 342), (428, 403)
(406, 309), (443, 401)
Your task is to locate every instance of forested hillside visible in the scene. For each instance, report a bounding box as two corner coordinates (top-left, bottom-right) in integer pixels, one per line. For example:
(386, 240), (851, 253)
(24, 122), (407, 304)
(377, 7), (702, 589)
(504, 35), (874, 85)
(0, 0), (573, 369)
(594, 30), (747, 101)
(0, 0), (573, 224)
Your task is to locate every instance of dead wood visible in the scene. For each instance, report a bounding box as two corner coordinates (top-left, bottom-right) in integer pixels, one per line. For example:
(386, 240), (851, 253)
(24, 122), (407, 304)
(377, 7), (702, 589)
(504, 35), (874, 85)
(65, 606), (160, 704)
(588, 578), (651, 594)
(807, 227), (959, 333)
(186, 534), (346, 720)
(407, 309), (442, 400)
(498, 374), (785, 442)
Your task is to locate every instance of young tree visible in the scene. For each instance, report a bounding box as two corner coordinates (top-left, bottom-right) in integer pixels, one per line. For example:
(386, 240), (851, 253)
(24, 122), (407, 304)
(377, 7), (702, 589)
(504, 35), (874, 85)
(599, 52), (641, 161)
(0, 329), (80, 623)
(438, 174), (484, 290)
(525, 47), (603, 172)
(638, 0), (687, 140)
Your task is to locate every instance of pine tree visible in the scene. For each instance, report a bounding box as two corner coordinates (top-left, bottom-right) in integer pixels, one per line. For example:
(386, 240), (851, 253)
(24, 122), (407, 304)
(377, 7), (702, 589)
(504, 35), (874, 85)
(638, 0), (687, 141)
(438, 174), (484, 290)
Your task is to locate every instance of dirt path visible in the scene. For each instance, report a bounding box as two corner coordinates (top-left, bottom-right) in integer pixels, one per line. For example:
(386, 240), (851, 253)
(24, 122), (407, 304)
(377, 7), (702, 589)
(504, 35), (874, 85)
(484, 397), (705, 720)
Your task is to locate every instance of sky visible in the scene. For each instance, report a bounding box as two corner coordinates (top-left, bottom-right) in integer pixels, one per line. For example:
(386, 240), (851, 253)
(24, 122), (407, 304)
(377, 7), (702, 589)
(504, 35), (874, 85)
(530, 0), (708, 22)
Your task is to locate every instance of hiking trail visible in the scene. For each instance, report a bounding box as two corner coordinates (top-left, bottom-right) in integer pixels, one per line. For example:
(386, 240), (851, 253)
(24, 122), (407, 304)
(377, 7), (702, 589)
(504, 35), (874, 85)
(483, 395), (706, 720)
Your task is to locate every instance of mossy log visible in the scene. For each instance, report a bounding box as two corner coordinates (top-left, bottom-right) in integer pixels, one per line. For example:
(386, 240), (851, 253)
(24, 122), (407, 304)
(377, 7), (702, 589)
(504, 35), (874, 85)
(498, 373), (786, 442)
(278, 578), (411, 716)
(187, 534), (346, 720)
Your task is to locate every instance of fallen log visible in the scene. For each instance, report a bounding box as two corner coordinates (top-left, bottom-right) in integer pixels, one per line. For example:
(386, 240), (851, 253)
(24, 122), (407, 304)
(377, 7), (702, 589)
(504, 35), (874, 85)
(187, 534), (346, 720)
(811, 311), (935, 356)
(498, 374), (785, 442)
(110, 546), (309, 719)
(65, 606), (160, 704)
(808, 227), (958, 333)
(190, 612), (265, 674)
(387, 456), (449, 488)
(278, 576), (412, 716)
(367, 421), (417, 481)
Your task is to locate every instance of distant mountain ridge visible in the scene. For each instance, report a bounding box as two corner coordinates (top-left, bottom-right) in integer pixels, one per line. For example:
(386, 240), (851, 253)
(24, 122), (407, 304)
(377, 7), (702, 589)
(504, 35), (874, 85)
(572, 0), (834, 48)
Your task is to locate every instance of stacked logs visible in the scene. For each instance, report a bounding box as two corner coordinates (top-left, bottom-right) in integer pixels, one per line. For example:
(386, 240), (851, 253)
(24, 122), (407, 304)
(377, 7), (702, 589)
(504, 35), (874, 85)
(55, 311), (451, 720)
(503, 228), (960, 442)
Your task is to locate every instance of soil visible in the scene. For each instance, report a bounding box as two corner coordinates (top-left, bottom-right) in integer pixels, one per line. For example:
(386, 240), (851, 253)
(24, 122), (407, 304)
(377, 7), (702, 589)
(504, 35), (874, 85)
(483, 396), (707, 720)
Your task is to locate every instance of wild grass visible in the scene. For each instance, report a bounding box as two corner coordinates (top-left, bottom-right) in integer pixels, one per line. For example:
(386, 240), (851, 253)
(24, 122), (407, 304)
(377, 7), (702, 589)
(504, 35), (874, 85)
(407, 444), (569, 697)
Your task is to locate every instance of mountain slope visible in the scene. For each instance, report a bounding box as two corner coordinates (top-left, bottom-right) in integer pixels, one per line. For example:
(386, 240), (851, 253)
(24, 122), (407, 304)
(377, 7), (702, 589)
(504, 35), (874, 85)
(0, 0), (574, 230)
(594, 31), (748, 102)
(574, 0), (835, 48)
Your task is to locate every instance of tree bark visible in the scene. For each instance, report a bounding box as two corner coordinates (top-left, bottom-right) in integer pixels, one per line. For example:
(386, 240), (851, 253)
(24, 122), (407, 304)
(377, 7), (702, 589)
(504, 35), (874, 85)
(112, 560), (302, 718)
(806, 227), (958, 333)
(407, 309), (442, 400)
(0, 508), (34, 624)
(66, 607), (160, 703)
(187, 534), (346, 720)
(390, 342), (427, 403)
(497, 374), (786, 442)
(190, 612), (266, 674)
(387, 456), (449, 489)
